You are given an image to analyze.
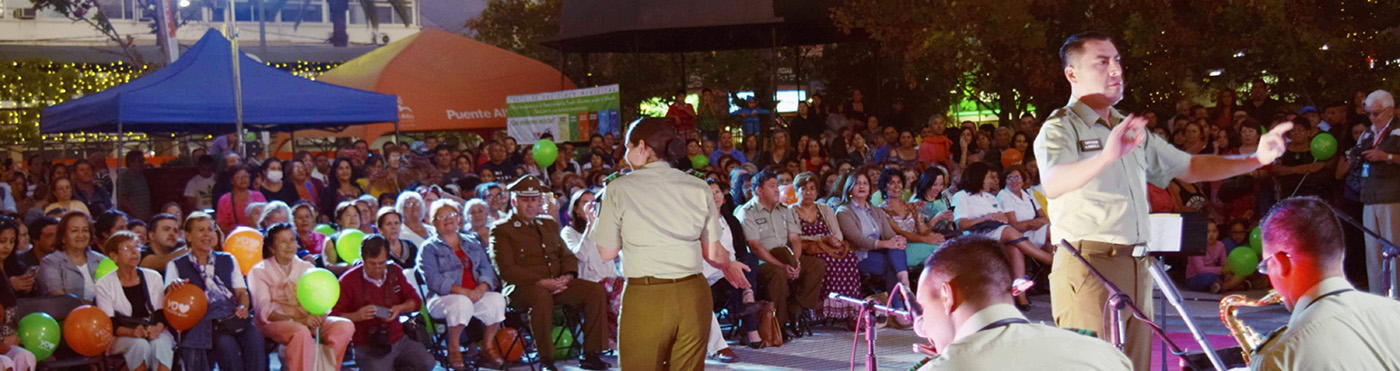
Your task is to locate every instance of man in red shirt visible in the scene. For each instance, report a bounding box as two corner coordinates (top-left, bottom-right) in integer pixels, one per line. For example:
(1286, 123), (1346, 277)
(918, 115), (955, 171)
(332, 235), (435, 371)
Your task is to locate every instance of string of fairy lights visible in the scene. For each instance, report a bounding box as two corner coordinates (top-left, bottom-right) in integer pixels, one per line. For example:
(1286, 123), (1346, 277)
(0, 60), (339, 146)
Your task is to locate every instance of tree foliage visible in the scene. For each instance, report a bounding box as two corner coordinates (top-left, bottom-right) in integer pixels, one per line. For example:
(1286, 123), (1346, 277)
(29, 0), (147, 64)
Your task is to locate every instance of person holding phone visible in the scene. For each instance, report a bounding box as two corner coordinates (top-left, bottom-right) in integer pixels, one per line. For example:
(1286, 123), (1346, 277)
(332, 235), (434, 371)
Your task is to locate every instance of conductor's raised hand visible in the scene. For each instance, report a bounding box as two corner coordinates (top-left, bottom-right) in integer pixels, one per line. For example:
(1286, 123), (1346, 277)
(1104, 114), (1148, 160)
(723, 261), (751, 289)
(1255, 122), (1294, 165)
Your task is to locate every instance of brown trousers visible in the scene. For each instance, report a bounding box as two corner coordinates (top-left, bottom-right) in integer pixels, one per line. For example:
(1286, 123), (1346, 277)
(757, 247), (827, 324)
(508, 279), (608, 362)
(619, 275), (711, 371)
(1050, 240), (1152, 371)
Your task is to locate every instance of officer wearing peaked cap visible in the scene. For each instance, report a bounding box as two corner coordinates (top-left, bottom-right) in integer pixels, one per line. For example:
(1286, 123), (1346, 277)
(490, 175), (610, 371)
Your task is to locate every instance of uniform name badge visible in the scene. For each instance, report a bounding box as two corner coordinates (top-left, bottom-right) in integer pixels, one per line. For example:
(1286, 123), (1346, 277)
(1079, 139), (1103, 152)
(755, 217), (768, 225)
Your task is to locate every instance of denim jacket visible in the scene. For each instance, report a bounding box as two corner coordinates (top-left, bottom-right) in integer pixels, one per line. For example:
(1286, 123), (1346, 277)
(418, 232), (499, 298)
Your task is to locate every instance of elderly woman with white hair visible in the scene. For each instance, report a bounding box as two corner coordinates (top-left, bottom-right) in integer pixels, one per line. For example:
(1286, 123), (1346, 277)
(462, 199), (492, 250)
(256, 201), (292, 230)
(394, 191), (435, 246)
(242, 202), (267, 230)
(418, 198), (506, 369)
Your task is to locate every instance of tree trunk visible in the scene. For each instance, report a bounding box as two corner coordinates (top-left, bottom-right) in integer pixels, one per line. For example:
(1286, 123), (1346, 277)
(329, 0), (348, 46)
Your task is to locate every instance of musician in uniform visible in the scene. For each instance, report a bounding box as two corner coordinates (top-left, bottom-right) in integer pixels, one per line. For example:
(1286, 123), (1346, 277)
(490, 175), (610, 371)
(1251, 196), (1400, 370)
(589, 118), (750, 370)
(912, 236), (1131, 371)
(1034, 31), (1291, 370)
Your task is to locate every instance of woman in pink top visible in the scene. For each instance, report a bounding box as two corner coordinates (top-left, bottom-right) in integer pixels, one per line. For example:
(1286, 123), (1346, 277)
(247, 223), (354, 371)
(216, 165), (266, 233)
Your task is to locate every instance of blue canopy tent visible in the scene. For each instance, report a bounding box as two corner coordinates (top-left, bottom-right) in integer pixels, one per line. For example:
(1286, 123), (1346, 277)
(41, 29), (398, 135)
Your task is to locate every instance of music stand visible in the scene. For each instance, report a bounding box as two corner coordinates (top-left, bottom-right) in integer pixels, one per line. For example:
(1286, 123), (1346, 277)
(1059, 237), (1227, 371)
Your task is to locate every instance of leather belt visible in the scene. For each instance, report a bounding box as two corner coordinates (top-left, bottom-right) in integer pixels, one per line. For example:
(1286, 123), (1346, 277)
(627, 274), (703, 286)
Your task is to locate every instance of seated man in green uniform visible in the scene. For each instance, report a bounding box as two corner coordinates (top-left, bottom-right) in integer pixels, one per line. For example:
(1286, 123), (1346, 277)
(1252, 196), (1400, 370)
(912, 236), (1131, 371)
(490, 175), (610, 371)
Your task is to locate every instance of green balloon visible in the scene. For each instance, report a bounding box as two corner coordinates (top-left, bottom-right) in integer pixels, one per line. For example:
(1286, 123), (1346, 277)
(94, 258), (117, 281)
(533, 139), (559, 168)
(690, 154), (709, 169)
(313, 224), (335, 236)
(296, 268), (341, 315)
(1249, 226), (1263, 253)
(1227, 247), (1260, 277)
(19, 313), (60, 361)
(335, 229), (365, 263)
(551, 326), (575, 360)
(1310, 132), (1338, 161)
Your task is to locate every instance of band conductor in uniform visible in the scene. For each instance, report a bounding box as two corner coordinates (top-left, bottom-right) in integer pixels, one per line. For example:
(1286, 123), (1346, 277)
(1035, 31), (1291, 370)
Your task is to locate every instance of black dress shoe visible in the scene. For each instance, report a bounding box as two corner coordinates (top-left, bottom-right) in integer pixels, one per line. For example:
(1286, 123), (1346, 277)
(579, 352), (612, 370)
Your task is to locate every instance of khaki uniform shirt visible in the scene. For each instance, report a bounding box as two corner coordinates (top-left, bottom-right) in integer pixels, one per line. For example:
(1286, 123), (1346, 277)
(589, 162), (721, 279)
(919, 304), (1132, 371)
(1251, 277), (1400, 370)
(489, 211), (579, 287)
(1034, 99), (1192, 245)
(736, 197), (799, 251)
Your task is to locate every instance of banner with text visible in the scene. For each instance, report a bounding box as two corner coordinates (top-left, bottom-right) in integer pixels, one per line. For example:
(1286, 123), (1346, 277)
(506, 84), (621, 143)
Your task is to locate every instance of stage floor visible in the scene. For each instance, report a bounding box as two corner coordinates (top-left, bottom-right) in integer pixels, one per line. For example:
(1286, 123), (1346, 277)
(533, 288), (1291, 371)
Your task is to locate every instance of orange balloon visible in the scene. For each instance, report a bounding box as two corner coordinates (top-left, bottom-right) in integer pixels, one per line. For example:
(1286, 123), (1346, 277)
(780, 184), (798, 205)
(493, 327), (524, 362)
(164, 284), (208, 332)
(63, 305), (113, 357)
(1001, 148), (1024, 168)
(224, 227), (263, 276)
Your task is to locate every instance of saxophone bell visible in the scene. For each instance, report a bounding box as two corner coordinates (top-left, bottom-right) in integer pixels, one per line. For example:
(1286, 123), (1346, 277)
(1219, 291), (1283, 364)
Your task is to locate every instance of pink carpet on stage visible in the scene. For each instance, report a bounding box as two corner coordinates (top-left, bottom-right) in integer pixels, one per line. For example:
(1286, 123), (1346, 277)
(1151, 333), (1239, 371)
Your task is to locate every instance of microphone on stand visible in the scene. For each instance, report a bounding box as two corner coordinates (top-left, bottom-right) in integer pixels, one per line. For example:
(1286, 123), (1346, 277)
(828, 292), (911, 320)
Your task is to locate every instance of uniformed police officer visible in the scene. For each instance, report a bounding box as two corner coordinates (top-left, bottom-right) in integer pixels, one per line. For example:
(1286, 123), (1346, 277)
(490, 175), (610, 371)
(1034, 32), (1291, 371)
(1251, 196), (1400, 370)
(913, 236), (1131, 371)
(589, 118), (750, 370)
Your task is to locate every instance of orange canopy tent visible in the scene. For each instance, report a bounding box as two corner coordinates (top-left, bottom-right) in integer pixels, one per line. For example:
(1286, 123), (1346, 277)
(302, 28), (576, 142)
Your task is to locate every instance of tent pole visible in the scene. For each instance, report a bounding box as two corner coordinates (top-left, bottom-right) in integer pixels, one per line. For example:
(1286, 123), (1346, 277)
(228, 0), (246, 160)
(394, 121), (400, 145)
(115, 123), (124, 212)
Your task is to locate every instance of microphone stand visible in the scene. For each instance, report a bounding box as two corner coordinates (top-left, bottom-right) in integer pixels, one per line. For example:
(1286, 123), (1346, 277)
(829, 288), (911, 371)
(1059, 240), (1226, 371)
(1326, 203), (1400, 299)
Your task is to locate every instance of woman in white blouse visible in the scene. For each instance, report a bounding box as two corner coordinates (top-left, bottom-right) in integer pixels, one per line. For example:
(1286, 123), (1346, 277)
(996, 165), (1051, 249)
(951, 162), (1053, 309)
(95, 231), (174, 371)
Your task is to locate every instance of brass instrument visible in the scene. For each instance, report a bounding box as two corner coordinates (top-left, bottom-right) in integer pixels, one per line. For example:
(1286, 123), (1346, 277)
(1219, 291), (1283, 363)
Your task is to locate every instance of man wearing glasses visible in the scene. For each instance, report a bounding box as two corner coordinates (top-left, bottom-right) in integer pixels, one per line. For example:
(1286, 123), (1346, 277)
(910, 236), (1129, 371)
(490, 175), (610, 371)
(1252, 196), (1400, 370)
(1351, 90), (1400, 295)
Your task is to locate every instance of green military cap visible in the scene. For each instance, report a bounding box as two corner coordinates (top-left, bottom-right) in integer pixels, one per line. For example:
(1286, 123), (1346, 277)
(507, 175), (545, 197)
